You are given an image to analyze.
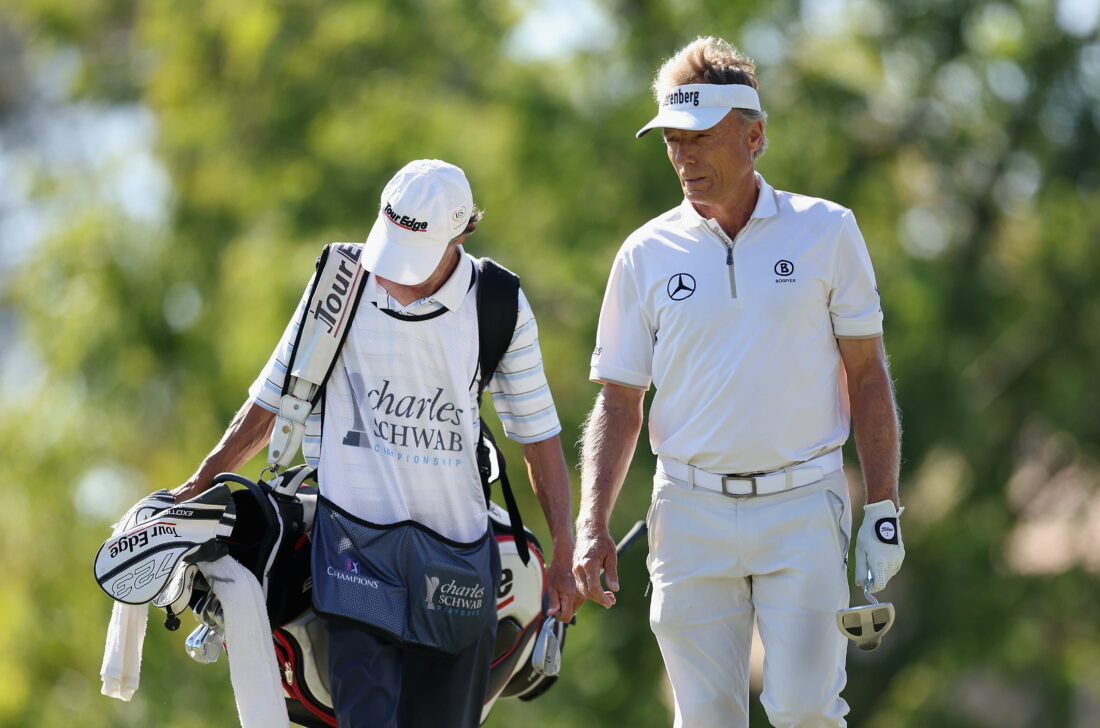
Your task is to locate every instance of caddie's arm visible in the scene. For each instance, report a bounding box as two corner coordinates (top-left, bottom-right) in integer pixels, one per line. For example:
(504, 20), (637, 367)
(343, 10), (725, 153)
(522, 434), (583, 623)
(838, 335), (904, 592)
(171, 399), (276, 503)
(573, 382), (646, 609)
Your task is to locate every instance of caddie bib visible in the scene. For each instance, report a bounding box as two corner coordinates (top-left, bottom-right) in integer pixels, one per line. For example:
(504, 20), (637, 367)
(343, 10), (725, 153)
(310, 273), (499, 649)
(317, 275), (488, 543)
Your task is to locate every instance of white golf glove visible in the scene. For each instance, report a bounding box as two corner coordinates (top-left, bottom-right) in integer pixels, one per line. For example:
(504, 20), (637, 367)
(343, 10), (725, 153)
(854, 500), (905, 593)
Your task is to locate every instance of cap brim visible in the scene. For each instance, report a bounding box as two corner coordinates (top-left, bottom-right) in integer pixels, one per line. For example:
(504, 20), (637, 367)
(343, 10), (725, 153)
(636, 107), (733, 138)
(362, 217), (448, 285)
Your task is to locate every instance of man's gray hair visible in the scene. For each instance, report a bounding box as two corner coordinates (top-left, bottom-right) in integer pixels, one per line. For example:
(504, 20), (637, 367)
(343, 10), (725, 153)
(652, 36), (768, 159)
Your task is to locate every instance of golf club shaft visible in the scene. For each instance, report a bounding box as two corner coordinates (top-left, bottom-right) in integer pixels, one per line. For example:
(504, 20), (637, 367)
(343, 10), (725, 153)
(615, 520), (647, 557)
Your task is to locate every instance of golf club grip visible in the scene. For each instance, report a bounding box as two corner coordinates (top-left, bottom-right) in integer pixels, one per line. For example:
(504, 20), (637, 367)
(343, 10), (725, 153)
(615, 520), (647, 557)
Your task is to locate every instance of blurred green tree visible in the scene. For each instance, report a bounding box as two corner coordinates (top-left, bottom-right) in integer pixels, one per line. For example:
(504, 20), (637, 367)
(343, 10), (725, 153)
(1, 0), (1098, 726)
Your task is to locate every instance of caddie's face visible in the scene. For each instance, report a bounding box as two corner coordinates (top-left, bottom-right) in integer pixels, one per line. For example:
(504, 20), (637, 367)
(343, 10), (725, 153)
(663, 111), (763, 212)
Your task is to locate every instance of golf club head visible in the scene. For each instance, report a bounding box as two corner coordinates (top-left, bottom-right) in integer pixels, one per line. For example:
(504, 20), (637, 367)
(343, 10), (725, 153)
(836, 601), (895, 651)
(184, 623), (224, 664)
(530, 617), (563, 677)
(836, 570), (896, 651)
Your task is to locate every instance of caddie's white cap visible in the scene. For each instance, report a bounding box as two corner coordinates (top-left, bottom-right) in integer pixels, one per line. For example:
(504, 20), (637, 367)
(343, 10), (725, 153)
(362, 159), (474, 285)
(636, 83), (761, 138)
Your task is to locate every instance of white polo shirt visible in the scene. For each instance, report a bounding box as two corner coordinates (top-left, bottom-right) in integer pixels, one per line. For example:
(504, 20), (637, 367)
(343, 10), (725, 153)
(590, 174), (883, 474)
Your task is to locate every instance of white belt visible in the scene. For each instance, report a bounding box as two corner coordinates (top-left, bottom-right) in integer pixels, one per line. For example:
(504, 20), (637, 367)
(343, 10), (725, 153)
(657, 449), (843, 497)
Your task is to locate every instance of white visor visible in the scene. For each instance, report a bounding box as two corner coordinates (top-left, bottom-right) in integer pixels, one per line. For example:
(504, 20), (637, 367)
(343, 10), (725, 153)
(636, 83), (761, 138)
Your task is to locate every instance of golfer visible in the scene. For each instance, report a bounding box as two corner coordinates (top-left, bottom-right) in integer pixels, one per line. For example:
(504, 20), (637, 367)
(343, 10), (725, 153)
(573, 37), (904, 727)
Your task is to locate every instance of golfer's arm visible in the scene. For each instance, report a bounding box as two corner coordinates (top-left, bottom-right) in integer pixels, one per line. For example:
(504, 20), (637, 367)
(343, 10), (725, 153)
(578, 382), (647, 529)
(838, 336), (900, 507)
(522, 434), (576, 559)
(173, 399), (276, 502)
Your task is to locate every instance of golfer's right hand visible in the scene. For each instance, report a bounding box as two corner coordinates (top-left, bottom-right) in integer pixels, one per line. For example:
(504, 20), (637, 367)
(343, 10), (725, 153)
(572, 524), (618, 608)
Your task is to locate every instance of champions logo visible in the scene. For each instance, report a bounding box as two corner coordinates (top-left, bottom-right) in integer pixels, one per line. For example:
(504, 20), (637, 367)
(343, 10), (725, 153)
(663, 88), (700, 107)
(384, 203), (429, 232)
(327, 564), (379, 589)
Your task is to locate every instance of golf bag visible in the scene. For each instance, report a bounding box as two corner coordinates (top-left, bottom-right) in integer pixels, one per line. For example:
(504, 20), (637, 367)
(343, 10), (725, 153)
(164, 466), (565, 727)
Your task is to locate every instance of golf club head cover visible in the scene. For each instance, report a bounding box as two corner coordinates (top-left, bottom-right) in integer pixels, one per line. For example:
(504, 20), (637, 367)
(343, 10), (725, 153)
(854, 500), (905, 593)
(94, 485), (236, 605)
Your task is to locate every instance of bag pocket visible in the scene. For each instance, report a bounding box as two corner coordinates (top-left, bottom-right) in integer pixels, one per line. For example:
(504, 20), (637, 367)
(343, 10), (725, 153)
(311, 498), (497, 654)
(822, 487), (852, 561)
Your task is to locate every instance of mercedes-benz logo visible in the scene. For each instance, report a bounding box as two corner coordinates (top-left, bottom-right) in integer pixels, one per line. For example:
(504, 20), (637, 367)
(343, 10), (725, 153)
(667, 273), (696, 300)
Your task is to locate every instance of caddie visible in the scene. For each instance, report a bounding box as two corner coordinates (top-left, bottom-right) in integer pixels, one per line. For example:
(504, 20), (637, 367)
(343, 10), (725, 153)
(173, 159), (582, 728)
(572, 37), (904, 727)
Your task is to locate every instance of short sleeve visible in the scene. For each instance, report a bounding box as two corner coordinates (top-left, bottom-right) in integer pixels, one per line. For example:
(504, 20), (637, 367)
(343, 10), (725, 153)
(589, 250), (654, 388)
(487, 288), (563, 444)
(829, 211), (884, 338)
(247, 272), (326, 465)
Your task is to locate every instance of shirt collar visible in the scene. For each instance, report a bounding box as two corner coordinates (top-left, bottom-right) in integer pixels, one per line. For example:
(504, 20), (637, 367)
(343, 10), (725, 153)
(678, 172), (778, 229)
(429, 248), (475, 311)
(368, 248), (475, 313)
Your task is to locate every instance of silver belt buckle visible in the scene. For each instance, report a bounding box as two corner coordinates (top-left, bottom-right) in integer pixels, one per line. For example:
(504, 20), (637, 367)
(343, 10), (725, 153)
(720, 475), (756, 497)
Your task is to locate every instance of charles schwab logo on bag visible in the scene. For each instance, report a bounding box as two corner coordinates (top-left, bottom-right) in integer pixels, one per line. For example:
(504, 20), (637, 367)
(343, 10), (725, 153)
(424, 569), (486, 616)
(424, 575), (441, 610)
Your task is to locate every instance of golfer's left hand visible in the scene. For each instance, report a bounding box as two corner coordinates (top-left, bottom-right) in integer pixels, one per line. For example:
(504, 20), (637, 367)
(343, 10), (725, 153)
(854, 500), (905, 593)
(572, 523), (618, 609)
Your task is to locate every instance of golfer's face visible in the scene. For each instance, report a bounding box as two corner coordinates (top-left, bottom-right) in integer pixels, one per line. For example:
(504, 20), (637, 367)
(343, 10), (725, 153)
(663, 111), (762, 210)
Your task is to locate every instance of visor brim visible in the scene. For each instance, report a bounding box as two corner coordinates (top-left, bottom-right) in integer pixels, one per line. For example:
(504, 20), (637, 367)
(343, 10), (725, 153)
(636, 107), (734, 138)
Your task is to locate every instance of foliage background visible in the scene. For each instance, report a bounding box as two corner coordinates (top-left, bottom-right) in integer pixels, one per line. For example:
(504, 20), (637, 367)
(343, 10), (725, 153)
(1, 0), (1098, 726)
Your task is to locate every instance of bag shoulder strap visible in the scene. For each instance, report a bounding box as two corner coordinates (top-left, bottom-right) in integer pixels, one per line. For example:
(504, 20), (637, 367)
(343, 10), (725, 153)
(474, 256), (520, 397)
(289, 243), (369, 405)
(269, 243), (368, 468)
(473, 257), (530, 565)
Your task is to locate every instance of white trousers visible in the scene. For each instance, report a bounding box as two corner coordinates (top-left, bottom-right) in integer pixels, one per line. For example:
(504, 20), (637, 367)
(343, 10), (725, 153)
(647, 469), (852, 728)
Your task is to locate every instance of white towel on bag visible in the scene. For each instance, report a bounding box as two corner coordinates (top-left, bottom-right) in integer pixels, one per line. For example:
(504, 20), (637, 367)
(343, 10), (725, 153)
(100, 600), (148, 700)
(198, 555), (290, 728)
(99, 490), (171, 701)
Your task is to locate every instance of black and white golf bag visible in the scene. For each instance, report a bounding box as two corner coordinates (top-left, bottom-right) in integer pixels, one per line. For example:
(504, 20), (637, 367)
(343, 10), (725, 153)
(96, 465), (566, 727)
